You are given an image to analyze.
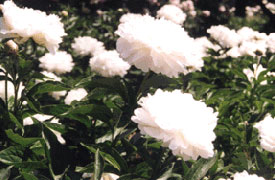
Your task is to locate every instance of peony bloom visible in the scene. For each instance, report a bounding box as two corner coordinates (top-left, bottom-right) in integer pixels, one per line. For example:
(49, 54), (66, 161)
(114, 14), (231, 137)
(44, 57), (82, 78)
(36, 71), (67, 100)
(90, 50), (130, 77)
(71, 36), (105, 56)
(119, 13), (143, 24)
(157, 4), (186, 25)
(23, 114), (65, 144)
(207, 25), (241, 48)
(39, 51), (74, 75)
(267, 33), (275, 53)
(116, 14), (204, 78)
(254, 115), (275, 152)
(64, 88), (88, 104)
(131, 89), (218, 160)
(0, 1), (66, 53)
(233, 171), (265, 180)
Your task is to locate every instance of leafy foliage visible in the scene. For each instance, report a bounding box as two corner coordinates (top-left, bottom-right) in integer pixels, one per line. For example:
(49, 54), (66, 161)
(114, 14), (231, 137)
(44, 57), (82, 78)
(0, 0), (274, 179)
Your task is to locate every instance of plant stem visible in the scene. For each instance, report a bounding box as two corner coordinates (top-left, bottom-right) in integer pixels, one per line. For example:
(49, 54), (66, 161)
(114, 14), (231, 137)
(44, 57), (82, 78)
(136, 71), (151, 100)
(4, 71), (8, 110)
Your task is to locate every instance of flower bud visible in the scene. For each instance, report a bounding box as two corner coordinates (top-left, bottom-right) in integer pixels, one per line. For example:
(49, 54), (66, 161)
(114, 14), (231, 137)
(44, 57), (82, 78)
(61, 10), (68, 16)
(6, 40), (18, 53)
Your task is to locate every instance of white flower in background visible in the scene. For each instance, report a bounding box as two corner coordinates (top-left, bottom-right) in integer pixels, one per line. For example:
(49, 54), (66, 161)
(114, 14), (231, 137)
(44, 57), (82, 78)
(0, 1), (66, 53)
(265, 2), (275, 14)
(233, 171), (265, 180)
(6, 39), (18, 53)
(254, 115), (275, 152)
(116, 14), (204, 78)
(23, 114), (65, 144)
(82, 173), (119, 180)
(39, 51), (74, 75)
(90, 50), (130, 77)
(194, 37), (220, 55)
(64, 88), (88, 104)
(71, 36), (105, 56)
(181, 0), (195, 11)
(131, 89), (218, 160)
(245, 5), (261, 17)
(169, 0), (180, 6)
(207, 25), (241, 48)
(0, 80), (24, 100)
(219, 5), (226, 12)
(226, 46), (241, 58)
(0, 67), (24, 100)
(267, 33), (275, 53)
(239, 41), (266, 56)
(237, 27), (257, 42)
(23, 114), (57, 125)
(36, 71), (67, 100)
(157, 4), (186, 25)
(243, 64), (266, 83)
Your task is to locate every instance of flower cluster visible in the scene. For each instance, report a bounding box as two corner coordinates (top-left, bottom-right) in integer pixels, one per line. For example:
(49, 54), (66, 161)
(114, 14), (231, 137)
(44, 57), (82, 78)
(116, 14), (205, 78)
(254, 115), (275, 152)
(39, 51), (74, 74)
(208, 26), (274, 57)
(90, 50), (130, 77)
(131, 89), (218, 160)
(157, 4), (186, 25)
(0, 1), (66, 53)
(71, 36), (105, 56)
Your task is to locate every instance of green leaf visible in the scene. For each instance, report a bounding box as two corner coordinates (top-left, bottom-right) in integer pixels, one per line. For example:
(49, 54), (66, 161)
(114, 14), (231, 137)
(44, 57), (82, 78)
(5, 129), (42, 147)
(9, 112), (23, 129)
(94, 149), (104, 180)
(88, 77), (128, 102)
(82, 144), (127, 171)
(140, 75), (178, 93)
(0, 146), (24, 165)
(21, 172), (38, 180)
(185, 154), (217, 180)
(14, 160), (47, 169)
(27, 81), (70, 96)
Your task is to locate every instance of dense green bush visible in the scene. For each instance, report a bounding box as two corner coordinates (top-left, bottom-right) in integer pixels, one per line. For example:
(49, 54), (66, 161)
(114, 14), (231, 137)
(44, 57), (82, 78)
(0, 0), (274, 179)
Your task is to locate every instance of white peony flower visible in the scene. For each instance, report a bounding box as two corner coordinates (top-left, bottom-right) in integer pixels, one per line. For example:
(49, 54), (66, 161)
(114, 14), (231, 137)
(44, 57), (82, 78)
(39, 51), (74, 75)
(239, 41), (267, 56)
(131, 89), (218, 160)
(267, 33), (275, 53)
(116, 14), (204, 78)
(64, 88), (88, 104)
(226, 46), (241, 58)
(207, 25), (241, 48)
(90, 50), (131, 77)
(0, 1), (66, 53)
(233, 171), (265, 180)
(254, 115), (275, 152)
(36, 71), (67, 100)
(157, 4), (186, 25)
(23, 114), (65, 144)
(71, 36), (105, 56)
(119, 13), (143, 23)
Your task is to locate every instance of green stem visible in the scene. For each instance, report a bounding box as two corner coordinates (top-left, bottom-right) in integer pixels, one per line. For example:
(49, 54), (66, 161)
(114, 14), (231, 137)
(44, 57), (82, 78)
(4, 71), (8, 110)
(136, 71), (151, 100)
